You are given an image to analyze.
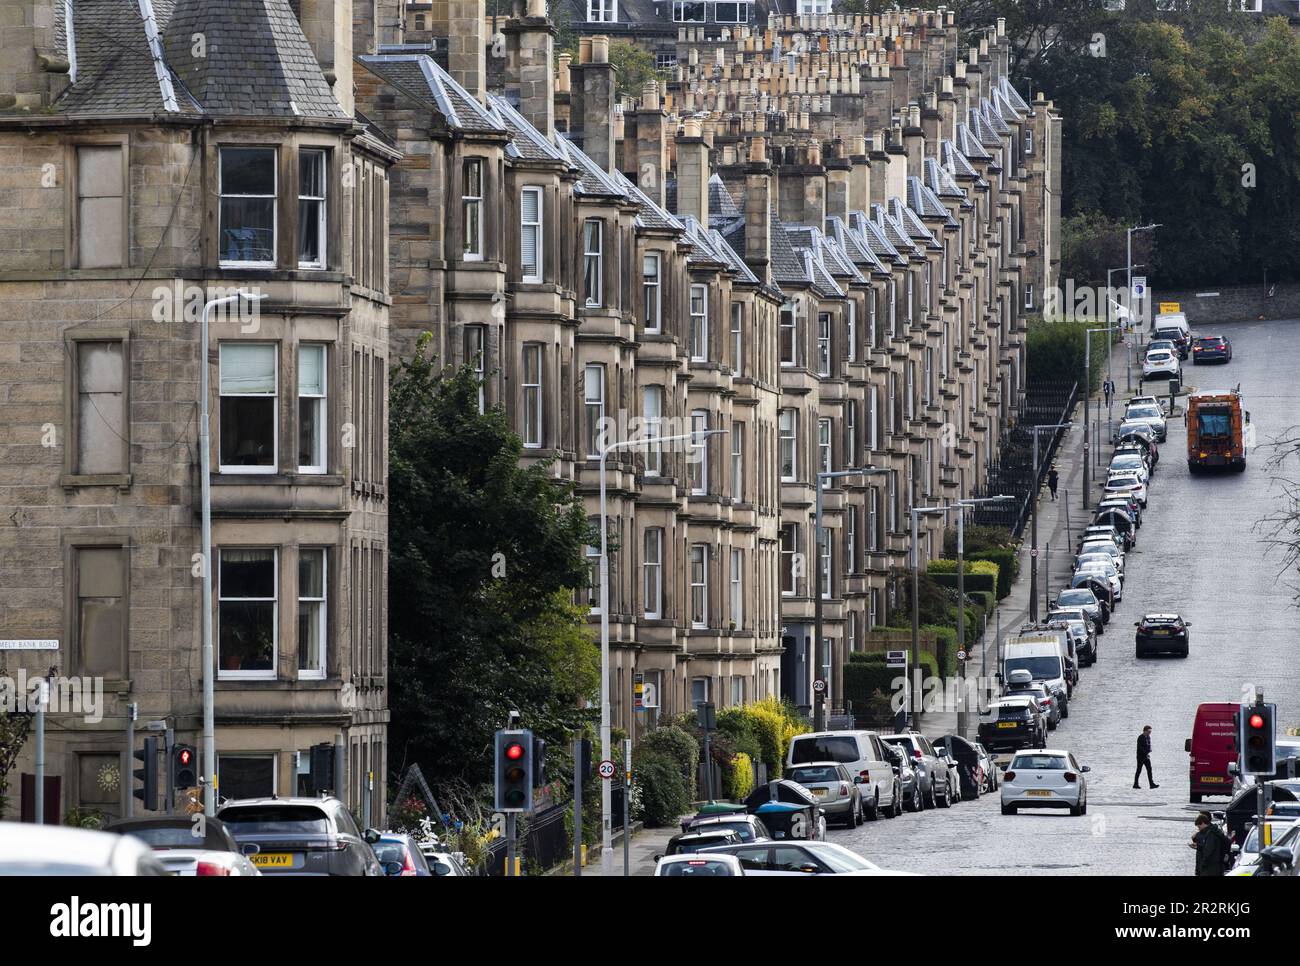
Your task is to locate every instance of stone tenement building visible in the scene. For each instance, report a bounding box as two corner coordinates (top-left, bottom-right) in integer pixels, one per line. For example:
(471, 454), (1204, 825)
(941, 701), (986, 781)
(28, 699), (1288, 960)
(0, 0), (395, 824)
(365, 3), (1060, 735)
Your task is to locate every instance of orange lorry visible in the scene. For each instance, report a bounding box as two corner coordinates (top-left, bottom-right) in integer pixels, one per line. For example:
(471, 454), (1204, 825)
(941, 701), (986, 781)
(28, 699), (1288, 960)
(1186, 393), (1246, 473)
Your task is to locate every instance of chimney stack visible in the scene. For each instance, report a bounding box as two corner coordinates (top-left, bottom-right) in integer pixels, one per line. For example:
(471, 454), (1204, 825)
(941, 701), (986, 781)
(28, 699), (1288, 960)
(631, 80), (668, 207)
(435, 0), (487, 102)
(505, 0), (556, 140)
(0, 0), (65, 111)
(570, 34), (616, 173)
(353, 0), (403, 56)
(675, 117), (711, 225)
(744, 137), (773, 283)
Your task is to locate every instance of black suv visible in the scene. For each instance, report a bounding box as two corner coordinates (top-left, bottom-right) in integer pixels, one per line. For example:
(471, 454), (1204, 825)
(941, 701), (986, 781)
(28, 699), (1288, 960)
(217, 797), (383, 876)
(977, 697), (1047, 753)
(1135, 613), (1190, 657)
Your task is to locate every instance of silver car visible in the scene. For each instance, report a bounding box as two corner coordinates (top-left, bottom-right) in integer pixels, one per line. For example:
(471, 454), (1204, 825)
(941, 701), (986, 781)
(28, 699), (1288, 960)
(786, 762), (864, 827)
(882, 731), (953, 808)
(1001, 749), (1090, 816)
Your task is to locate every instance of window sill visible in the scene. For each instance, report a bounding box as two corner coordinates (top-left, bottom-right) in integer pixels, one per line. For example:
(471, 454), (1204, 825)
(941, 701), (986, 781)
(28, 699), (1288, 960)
(62, 473), (131, 490)
(215, 676), (348, 689)
(212, 473), (347, 487)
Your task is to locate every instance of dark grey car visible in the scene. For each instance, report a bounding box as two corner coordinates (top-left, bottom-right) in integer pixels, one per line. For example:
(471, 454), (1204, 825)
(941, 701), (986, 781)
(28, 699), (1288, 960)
(217, 797), (383, 876)
(881, 731), (952, 808)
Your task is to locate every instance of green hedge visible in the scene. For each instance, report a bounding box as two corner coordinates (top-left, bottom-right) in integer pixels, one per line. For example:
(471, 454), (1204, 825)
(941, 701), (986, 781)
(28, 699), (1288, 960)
(970, 590), (996, 615)
(843, 658), (903, 713)
(969, 549), (1018, 599)
(928, 571), (998, 598)
(633, 749), (691, 827)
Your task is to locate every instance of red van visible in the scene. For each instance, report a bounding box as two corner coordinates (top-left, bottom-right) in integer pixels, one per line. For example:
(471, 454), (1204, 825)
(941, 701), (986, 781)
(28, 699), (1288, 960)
(1186, 702), (1237, 802)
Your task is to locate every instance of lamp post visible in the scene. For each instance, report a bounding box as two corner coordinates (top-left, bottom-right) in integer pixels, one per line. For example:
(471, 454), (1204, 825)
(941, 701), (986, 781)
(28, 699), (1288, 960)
(813, 466), (891, 731)
(908, 504), (948, 730)
(1126, 223), (1161, 333)
(952, 495), (1014, 738)
(596, 427), (725, 875)
(1027, 421), (1072, 622)
(200, 290), (266, 816)
(1082, 324), (1116, 514)
(1107, 264), (1144, 395)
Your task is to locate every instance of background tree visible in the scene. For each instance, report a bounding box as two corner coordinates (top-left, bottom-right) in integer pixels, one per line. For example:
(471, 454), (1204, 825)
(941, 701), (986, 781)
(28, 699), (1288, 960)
(387, 337), (599, 793)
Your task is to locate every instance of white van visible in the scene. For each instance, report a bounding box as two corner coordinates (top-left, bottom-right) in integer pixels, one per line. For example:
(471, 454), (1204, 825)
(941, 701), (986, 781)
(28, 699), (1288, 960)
(1002, 636), (1071, 718)
(1153, 311), (1190, 338)
(785, 730), (900, 820)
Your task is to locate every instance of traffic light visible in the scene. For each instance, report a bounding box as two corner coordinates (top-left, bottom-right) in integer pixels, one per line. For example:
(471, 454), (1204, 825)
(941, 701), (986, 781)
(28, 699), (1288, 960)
(494, 729), (534, 813)
(532, 735), (547, 789)
(578, 738), (593, 781)
(309, 742), (334, 794)
(173, 744), (197, 789)
(1241, 703), (1277, 777)
(133, 736), (159, 811)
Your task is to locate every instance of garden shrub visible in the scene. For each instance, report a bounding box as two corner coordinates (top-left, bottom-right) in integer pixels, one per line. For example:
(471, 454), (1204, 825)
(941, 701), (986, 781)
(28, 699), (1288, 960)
(637, 725), (699, 801)
(633, 749), (690, 827)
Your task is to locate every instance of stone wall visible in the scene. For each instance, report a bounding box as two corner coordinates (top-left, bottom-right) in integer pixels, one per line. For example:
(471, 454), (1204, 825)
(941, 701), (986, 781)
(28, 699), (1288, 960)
(1151, 283), (1300, 326)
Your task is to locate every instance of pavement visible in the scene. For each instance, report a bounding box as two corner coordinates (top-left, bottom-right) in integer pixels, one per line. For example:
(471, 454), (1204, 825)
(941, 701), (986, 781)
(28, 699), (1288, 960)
(547, 820), (674, 876)
(833, 318), (1300, 874)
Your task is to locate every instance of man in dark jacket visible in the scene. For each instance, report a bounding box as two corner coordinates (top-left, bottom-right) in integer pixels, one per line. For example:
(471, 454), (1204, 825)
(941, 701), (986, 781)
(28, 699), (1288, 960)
(1191, 813), (1229, 876)
(1133, 725), (1159, 788)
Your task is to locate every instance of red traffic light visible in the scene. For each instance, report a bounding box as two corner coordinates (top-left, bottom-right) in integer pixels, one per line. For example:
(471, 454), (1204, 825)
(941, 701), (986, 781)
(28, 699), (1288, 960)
(179, 748), (192, 765)
(506, 743), (525, 761)
(1250, 713), (1265, 729)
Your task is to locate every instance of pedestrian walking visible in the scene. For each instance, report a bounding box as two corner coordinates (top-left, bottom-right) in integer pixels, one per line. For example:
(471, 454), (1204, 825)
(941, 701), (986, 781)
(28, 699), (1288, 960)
(1133, 725), (1159, 788)
(1103, 378), (1114, 407)
(1047, 468), (1059, 501)
(1190, 812), (1229, 876)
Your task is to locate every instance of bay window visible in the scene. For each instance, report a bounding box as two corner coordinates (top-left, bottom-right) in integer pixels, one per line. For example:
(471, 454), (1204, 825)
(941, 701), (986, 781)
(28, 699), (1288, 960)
(521, 186), (543, 282)
(219, 548), (277, 678)
(297, 344), (326, 473)
(690, 284), (708, 361)
(462, 158), (484, 261)
(297, 549), (326, 679)
(298, 149), (327, 269)
(522, 344), (543, 448)
(219, 343), (277, 473)
(583, 218), (603, 307)
(220, 147), (276, 267)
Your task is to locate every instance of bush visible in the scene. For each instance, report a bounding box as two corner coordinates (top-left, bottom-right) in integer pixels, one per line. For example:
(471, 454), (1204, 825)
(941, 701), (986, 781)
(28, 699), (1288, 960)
(921, 624), (958, 676)
(740, 696), (809, 777)
(716, 706), (763, 763)
(844, 658), (904, 714)
(969, 590), (996, 615)
(637, 725), (699, 801)
(928, 570), (997, 597)
(969, 549), (1019, 599)
(727, 752), (756, 801)
(633, 749), (690, 828)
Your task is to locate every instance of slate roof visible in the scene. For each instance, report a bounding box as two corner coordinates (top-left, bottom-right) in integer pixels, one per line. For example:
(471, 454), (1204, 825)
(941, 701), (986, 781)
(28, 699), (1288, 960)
(968, 107), (1003, 151)
(826, 215), (889, 276)
(891, 197), (942, 250)
(849, 210), (907, 268)
(359, 53), (505, 134)
(558, 134), (630, 198)
(615, 172), (686, 233)
(872, 203), (923, 259)
(924, 156), (969, 204)
(708, 174), (741, 219)
(51, 0), (346, 120)
(999, 77), (1032, 114)
(769, 210), (812, 288)
(955, 122), (991, 162)
(485, 95), (568, 163)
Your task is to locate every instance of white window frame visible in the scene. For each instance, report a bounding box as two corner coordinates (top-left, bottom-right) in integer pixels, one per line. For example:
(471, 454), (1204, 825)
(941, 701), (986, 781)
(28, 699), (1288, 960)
(730, 548), (743, 629)
(219, 147), (277, 269)
(730, 301), (743, 373)
(219, 343), (278, 475)
(297, 343), (327, 474)
(820, 528), (831, 600)
(643, 385), (663, 476)
(781, 523), (799, 596)
(218, 547), (278, 681)
(818, 417), (832, 484)
(846, 399), (857, 466)
(522, 343), (543, 448)
(714, 0), (751, 23)
(780, 303), (797, 366)
(588, 0), (617, 21)
(583, 218), (604, 308)
(731, 422), (743, 505)
(690, 409), (709, 495)
(690, 284), (708, 362)
(642, 252), (661, 332)
(298, 548), (327, 680)
(643, 527), (663, 619)
(673, 0), (706, 22)
(779, 407), (797, 482)
(690, 544), (708, 629)
(462, 157), (484, 262)
(817, 312), (832, 376)
(846, 504), (857, 574)
(846, 299), (857, 362)
(585, 364), (605, 459)
(1025, 283), (1035, 310)
(521, 186), (543, 283)
(298, 148), (327, 270)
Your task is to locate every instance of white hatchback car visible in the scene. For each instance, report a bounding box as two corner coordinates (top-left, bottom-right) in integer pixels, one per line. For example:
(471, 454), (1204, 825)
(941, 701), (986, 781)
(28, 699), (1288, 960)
(653, 853), (746, 876)
(1143, 349), (1180, 381)
(711, 840), (915, 876)
(1105, 471), (1147, 506)
(1000, 749), (1090, 816)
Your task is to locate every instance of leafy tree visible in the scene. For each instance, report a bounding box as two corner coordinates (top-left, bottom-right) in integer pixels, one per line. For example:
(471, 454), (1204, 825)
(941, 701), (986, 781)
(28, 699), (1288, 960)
(607, 41), (668, 100)
(0, 671), (34, 819)
(387, 336), (598, 790)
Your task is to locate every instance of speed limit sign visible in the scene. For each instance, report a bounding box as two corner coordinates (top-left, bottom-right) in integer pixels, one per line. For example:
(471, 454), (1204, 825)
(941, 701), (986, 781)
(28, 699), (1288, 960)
(813, 679), (826, 694)
(597, 759), (616, 780)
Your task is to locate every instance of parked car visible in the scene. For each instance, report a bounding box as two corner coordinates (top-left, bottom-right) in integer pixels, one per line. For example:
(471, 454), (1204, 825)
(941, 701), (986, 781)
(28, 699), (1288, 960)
(1135, 613), (1191, 657)
(653, 853), (746, 876)
(105, 815), (261, 876)
(658, 829), (745, 860)
(881, 731), (952, 808)
(1105, 470), (1148, 507)
(417, 846), (472, 876)
(977, 696), (1048, 754)
(1047, 608), (1098, 666)
(1143, 348), (1181, 381)
(682, 813), (771, 843)
(786, 730), (900, 819)
(1055, 587), (1105, 632)
(1192, 335), (1232, 364)
(1001, 749), (1090, 816)
(929, 743), (963, 805)
(1122, 403), (1168, 442)
(710, 840), (914, 876)
(1075, 560), (1123, 603)
(785, 762), (865, 827)
(1003, 678), (1061, 730)
(1127, 394), (1166, 414)
(373, 833), (436, 876)
(1109, 452), (1150, 485)
(216, 796), (383, 876)
(1229, 819), (1300, 876)
(975, 742), (1000, 792)
(1223, 781), (1300, 845)
(0, 821), (166, 875)
(881, 740), (924, 812)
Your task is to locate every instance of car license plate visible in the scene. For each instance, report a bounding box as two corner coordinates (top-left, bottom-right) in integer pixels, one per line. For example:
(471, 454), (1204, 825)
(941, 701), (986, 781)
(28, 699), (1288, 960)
(1202, 776), (1224, 783)
(1153, 629), (1169, 636)
(810, 787), (827, 797)
(1026, 790), (1052, 797)
(997, 722), (1017, 729)
(250, 852), (294, 868)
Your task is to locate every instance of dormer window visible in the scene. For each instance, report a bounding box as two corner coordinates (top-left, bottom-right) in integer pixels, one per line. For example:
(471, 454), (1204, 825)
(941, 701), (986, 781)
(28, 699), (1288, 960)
(220, 147), (276, 267)
(588, 0), (617, 21)
(673, 1), (705, 22)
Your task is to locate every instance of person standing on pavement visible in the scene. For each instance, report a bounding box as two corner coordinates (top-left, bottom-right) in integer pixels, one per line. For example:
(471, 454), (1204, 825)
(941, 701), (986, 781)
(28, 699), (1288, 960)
(1103, 378), (1114, 407)
(1133, 725), (1158, 788)
(1190, 812), (1229, 876)
(1047, 468), (1059, 501)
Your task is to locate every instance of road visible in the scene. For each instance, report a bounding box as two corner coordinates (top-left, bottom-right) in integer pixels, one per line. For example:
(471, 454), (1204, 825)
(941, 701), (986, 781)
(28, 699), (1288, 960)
(830, 318), (1300, 875)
